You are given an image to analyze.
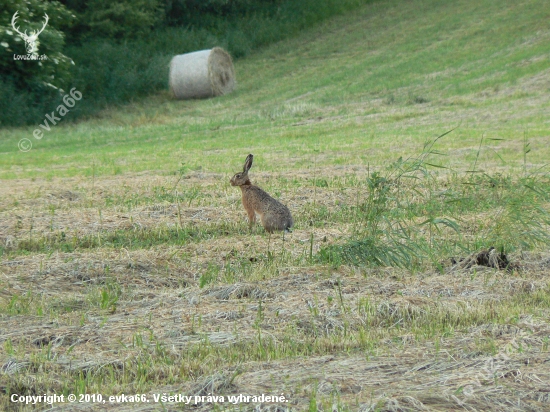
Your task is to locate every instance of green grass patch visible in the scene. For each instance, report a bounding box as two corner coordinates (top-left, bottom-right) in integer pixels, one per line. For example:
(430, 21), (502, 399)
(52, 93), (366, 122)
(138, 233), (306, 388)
(1, 0), (549, 178)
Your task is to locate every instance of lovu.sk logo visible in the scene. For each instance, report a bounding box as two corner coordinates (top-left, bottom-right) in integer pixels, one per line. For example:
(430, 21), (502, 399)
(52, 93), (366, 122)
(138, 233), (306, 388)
(11, 11), (49, 60)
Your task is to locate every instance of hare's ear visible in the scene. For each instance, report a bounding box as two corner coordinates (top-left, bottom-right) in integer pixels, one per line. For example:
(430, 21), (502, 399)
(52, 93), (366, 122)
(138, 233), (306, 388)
(243, 154), (253, 173)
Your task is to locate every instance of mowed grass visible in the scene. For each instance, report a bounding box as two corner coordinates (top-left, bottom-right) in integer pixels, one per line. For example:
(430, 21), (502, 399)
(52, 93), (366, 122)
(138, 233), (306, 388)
(1, 0), (550, 411)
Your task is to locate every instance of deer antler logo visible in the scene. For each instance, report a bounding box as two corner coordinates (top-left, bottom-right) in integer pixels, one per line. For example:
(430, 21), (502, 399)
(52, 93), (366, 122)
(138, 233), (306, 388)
(11, 11), (49, 55)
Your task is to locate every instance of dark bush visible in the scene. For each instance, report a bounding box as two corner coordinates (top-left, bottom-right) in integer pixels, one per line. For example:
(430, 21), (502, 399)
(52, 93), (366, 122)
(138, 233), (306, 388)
(0, 0), (74, 126)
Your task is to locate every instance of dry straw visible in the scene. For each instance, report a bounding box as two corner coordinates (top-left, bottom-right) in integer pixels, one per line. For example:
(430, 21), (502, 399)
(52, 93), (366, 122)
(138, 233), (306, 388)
(169, 47), (236, 100)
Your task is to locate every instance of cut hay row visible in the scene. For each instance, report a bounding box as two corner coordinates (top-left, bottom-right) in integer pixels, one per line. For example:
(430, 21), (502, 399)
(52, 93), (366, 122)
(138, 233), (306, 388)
(2, 247), (550, 410)
(1, 165), (549, 411)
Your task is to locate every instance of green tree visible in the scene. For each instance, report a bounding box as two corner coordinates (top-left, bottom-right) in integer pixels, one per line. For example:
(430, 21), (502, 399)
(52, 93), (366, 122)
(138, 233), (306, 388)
(65, 0), (164, 40)
(0, 0), (74, 91)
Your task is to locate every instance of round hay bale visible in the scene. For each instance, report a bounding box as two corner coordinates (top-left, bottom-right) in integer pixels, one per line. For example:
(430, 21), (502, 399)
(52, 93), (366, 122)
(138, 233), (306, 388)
(169, 47), (236, 100)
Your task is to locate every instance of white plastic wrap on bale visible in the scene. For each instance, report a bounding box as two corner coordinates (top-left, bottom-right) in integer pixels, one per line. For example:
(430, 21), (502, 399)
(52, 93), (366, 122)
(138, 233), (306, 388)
(169, 47), (236, 100)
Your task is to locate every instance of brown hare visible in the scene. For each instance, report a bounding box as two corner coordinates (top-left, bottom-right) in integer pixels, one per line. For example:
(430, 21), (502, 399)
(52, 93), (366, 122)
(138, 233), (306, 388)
(230, 154), (293, 233)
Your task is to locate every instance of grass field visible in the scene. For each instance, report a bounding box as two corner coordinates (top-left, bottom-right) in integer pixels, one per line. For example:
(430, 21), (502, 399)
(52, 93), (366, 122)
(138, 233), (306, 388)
(1, 0), (550, 410)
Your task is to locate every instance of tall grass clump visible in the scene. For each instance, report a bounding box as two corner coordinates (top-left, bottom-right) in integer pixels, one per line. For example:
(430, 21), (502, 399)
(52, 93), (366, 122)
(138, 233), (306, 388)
(318, 131), (550, 270)
(318, 130), (457, 269)
(477, 174), (550, 251)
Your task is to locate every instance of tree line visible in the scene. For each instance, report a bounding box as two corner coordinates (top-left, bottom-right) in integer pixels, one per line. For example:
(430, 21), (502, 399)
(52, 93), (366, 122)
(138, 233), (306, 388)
(1, 0), (365, 127)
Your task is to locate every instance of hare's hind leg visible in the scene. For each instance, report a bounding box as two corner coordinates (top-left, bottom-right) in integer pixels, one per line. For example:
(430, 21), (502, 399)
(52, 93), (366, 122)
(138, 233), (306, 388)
(260, 214), (276, 233)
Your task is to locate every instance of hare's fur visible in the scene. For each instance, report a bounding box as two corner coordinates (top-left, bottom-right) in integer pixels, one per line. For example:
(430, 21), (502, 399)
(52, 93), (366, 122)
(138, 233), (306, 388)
(230, 154), (293, 233)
